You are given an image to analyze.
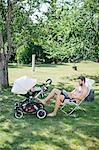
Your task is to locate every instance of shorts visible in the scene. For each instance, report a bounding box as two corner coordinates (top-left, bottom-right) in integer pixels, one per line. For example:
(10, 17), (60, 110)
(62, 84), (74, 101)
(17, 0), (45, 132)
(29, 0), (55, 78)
(61, 90), (76, 104)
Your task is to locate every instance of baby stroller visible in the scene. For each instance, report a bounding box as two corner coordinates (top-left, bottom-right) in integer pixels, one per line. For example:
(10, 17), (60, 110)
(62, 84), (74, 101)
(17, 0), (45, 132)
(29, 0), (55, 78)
(11, 76), (52, 119)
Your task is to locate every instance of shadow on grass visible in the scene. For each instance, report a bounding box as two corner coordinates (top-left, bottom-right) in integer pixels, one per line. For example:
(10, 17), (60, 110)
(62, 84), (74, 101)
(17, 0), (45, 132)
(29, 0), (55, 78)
(36, 63), (69, 68)
(0, 109), (99, 150)
(0, 85), (99, 150)
(8, 63), (70, 69)
(8, 63), (32, 69)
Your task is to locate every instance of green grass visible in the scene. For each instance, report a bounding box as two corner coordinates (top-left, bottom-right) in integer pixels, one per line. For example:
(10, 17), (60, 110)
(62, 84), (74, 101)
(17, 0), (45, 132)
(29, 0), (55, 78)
(0, 62), (99, 150)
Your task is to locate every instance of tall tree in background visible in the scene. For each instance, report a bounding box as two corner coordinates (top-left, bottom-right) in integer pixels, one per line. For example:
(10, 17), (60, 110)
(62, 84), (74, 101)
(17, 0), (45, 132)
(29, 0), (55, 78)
(0, 0), (47, 87)
(0, 0), (11, 87)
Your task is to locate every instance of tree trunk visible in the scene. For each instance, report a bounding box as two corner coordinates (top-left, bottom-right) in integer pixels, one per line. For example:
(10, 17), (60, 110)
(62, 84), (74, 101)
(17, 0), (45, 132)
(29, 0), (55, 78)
(0, 31), (9, 87)
(0, 0), (12, 87)
(7, 0), (12, 59)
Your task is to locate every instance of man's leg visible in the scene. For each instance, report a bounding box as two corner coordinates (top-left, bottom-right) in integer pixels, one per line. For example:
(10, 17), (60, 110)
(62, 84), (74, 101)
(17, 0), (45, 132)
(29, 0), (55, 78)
(39, 88), (61, 105)
(47, 95), (65, 116)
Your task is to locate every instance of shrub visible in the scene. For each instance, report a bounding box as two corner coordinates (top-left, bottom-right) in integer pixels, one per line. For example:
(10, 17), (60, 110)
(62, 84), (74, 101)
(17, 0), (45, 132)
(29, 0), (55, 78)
(16, 45), (32, 64)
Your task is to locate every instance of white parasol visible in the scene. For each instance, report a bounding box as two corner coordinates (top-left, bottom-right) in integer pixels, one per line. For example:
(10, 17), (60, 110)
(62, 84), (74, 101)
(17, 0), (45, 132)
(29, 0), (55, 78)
(11, 76), (37, 94)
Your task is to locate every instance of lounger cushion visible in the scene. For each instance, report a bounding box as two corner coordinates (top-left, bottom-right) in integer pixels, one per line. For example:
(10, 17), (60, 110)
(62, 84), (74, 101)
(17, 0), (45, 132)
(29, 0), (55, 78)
(85, 89), (94, 102)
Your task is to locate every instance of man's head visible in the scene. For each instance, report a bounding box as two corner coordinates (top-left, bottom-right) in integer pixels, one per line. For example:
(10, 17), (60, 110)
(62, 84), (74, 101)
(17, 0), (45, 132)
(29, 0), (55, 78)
(78, 76), (86, 86)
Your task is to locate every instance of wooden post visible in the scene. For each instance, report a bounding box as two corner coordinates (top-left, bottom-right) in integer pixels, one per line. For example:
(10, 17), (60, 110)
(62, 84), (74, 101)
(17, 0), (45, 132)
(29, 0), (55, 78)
(32, 54), (35, 72)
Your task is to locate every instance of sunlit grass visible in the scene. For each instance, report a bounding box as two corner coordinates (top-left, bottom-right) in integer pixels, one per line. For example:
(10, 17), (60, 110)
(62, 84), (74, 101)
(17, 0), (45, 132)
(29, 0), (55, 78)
(8, 62), (99, 86)
(0, 62), (99, 150)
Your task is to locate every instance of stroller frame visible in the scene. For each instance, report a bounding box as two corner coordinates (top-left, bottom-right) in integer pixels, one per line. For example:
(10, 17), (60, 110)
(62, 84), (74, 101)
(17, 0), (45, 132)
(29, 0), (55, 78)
(14, 79), (52, 119)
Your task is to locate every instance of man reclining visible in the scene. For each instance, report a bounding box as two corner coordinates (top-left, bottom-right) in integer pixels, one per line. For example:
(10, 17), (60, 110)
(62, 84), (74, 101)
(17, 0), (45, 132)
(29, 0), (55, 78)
(39, 76), (89, 117)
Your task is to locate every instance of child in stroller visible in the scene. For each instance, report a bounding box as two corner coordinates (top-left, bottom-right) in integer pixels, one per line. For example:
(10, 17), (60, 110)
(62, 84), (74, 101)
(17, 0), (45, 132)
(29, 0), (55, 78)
(11, 76), (52, 119)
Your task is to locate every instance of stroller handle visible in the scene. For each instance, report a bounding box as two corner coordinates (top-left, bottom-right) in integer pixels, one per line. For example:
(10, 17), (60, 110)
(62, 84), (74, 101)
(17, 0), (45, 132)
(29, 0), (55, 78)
(41, 79), (52, 89)
(35, 79), (52, 99)
(41, 78), (52, 90)
(45, 79), (52, 86)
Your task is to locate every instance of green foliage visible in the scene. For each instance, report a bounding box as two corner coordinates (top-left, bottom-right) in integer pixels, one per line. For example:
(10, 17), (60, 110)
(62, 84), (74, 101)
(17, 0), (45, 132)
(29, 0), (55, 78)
(34, 0), (99, 63)
(1, 0), (98, 64)
(16, 41), (46, 64)
(16, 44), (32, 64)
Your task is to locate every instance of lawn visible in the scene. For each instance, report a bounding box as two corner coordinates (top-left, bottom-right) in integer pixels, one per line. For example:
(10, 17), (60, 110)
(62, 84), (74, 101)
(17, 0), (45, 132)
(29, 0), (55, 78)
(0, 62), (99, 150)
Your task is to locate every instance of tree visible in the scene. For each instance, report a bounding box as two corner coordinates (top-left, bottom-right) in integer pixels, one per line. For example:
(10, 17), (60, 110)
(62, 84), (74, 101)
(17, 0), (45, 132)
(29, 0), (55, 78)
(0, 0), (11, 87)
(0, 0), (47, 87)
(33, 0), (98, 63)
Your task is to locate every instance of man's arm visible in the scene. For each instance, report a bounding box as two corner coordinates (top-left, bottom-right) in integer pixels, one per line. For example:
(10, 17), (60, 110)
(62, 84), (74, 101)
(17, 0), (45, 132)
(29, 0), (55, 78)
(71, 88), (76, 93)
(70, 87), (89, 101)
(67, 88), (77, 97)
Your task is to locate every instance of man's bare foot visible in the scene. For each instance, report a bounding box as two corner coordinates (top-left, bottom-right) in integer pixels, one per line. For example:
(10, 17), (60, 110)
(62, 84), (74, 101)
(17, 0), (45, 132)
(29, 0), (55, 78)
(47, 112), (56, 117)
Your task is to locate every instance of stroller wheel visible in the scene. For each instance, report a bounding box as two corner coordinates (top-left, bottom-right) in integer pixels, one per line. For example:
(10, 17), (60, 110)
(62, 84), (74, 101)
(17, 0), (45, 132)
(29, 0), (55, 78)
(15, 102), (19, 107)
(36, 109), (47, 119)
(14, 110), (23, 119)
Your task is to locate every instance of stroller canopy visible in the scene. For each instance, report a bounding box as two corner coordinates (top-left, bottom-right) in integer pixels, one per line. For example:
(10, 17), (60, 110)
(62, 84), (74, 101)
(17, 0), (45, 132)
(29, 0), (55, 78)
(11, 76), (37, 94)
